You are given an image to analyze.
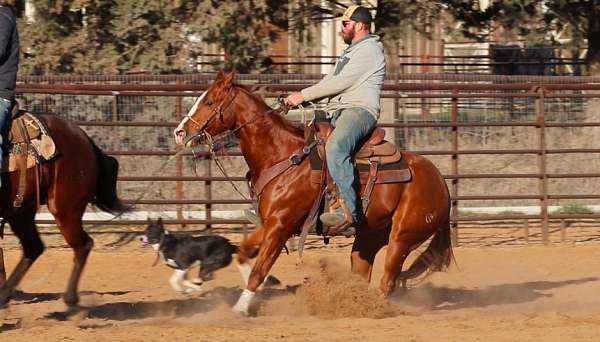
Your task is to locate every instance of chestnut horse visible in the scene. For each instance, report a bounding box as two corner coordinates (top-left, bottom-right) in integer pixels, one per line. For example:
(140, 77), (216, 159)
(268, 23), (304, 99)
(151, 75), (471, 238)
(0, 114), (127, 307)
(175, 71), (453, 315)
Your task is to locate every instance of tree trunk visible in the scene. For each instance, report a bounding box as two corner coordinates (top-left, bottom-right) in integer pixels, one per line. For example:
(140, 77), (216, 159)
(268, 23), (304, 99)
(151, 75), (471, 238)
(586, 4), (600, 75)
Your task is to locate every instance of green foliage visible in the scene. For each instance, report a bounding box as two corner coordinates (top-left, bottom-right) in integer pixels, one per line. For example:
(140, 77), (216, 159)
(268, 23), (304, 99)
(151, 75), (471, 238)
(18, 0), (286, 74)
(187, 1), (282, 73)
(552, 203), (595, 215)
(441, 0), (600, 70)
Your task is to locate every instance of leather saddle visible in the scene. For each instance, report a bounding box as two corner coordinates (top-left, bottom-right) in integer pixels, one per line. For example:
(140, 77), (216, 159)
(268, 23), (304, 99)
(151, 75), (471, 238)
(309, 121), (412, 186)
(305, 118), (412, 236)
(2, 103), (58, 207)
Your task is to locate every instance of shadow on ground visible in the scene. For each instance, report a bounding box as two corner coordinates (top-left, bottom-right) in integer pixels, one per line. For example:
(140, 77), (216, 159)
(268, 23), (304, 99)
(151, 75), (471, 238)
(44, 285), (299, 321)
(393, 277), (599, 310)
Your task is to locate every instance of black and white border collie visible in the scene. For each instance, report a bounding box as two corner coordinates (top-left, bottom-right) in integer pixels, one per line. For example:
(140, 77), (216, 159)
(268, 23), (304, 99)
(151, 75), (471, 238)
(141, 217), (237, 293)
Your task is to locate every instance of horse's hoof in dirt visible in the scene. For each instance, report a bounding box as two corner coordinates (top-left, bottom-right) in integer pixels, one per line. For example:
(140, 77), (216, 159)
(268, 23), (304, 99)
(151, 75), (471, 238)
(0, 289), (11, 307)
(231, 303), (250, 316)
(63, 293), (79, 307)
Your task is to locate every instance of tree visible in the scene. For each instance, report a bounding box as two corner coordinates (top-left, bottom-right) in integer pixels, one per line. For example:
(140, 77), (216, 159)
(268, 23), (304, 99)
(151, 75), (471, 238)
(18, 0), (288, 74)
(185, 1), (286, 73)
(442, 0), (600, 73)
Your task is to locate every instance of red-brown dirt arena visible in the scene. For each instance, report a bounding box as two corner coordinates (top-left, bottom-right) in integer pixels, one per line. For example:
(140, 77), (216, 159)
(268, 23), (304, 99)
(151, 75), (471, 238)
(1, 228), (600, 341)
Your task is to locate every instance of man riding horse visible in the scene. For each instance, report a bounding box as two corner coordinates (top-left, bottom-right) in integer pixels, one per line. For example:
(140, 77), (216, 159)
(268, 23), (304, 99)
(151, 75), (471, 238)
(284, 5), (385, 237)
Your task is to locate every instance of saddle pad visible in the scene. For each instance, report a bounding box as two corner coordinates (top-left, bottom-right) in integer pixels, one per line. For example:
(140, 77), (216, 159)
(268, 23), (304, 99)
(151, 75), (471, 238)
(310, 167), (412, 184)
(309, 145), (407, 172)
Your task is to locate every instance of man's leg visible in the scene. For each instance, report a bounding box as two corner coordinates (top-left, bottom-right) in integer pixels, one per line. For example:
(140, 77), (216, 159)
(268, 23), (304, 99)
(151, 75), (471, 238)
(324, 107), (377, 234)
(0, 99), (10, 188)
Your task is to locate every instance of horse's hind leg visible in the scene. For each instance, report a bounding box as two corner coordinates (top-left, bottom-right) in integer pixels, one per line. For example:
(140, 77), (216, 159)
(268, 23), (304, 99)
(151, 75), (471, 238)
(351, 228), (389, 282)
(0, 211), (44, 306)
(52, 213), (93, 307)
(379, 238), (412, 297)
(0, 247), (6, 286)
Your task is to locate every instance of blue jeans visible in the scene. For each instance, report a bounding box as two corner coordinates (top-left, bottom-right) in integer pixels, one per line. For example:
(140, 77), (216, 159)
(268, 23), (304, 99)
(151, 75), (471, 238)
(326, 107), (377, 220)
(0, 98), (10, 186)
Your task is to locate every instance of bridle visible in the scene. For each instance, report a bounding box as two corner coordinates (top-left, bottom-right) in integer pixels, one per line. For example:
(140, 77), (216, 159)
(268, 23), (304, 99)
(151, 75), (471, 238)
(185, 86), (289, 149)
(184, 86), (291, 200)
(186, 86), (240, 136)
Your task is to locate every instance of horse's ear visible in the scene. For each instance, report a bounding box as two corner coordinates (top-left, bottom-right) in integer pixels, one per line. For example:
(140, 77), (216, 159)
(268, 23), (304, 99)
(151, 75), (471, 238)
(216, 69), (225, 81)
(223, 71), (235, 87)
(157, 217), (163, 225)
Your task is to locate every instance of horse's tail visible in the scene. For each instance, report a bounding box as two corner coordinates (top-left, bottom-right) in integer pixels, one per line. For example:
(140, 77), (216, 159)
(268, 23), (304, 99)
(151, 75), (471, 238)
(89, 138), (129, 214)
(398, 217), (455, 284)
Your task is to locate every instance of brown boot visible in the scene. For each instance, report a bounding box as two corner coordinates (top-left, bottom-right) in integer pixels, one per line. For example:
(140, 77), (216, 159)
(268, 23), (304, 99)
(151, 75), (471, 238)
(322, 200), (358, 238)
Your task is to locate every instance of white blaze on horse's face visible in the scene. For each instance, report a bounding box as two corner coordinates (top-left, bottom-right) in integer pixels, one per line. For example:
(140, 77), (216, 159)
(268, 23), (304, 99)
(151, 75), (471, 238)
(173, 91), (208, 145)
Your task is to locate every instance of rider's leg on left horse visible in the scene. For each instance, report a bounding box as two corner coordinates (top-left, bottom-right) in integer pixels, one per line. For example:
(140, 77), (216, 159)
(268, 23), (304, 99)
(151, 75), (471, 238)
(0, 97), (11, 190)
(324, 107), (377, 237)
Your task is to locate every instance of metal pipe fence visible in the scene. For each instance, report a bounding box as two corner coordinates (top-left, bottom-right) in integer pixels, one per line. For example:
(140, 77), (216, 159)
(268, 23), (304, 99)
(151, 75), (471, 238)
(12, 73), (600, 244)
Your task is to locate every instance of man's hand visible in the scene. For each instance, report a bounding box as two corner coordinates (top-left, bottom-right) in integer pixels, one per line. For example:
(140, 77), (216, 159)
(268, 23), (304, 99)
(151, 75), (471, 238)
(284, 92), (304, 106)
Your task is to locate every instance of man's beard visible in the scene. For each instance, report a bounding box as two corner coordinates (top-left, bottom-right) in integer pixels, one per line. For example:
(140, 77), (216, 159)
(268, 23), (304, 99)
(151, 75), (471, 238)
(342, 28), (355, 44)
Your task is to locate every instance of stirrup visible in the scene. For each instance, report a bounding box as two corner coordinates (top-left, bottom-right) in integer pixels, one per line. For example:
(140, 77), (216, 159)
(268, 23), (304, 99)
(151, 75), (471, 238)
(322, 216), (357, 237)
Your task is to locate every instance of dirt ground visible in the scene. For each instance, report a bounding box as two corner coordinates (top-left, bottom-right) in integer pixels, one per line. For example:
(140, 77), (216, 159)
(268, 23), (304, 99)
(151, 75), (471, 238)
(2, 230), (600, 341)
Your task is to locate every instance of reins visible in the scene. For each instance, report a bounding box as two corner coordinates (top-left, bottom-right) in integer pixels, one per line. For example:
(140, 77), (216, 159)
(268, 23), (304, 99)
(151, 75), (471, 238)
(187, 90), (291, 201)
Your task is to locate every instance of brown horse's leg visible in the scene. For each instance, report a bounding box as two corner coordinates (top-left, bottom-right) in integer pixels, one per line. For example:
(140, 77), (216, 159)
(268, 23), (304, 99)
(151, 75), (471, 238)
(53, 214), (93, 307)
(0, 212), (44, 306)
(236, 224), (266, 264)
(233, 226), (287, 315)
(0, 247), (6, 287)
(378, 239), (412, 297)
(235, 223), (267, 286)
(351, 229), (389, 282)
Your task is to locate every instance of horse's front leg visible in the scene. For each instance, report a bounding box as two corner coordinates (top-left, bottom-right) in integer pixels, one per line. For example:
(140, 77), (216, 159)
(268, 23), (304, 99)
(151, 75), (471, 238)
(232, 225), (288, 315)
(0, 212), (44, 307)
(236, 223), (266, 285)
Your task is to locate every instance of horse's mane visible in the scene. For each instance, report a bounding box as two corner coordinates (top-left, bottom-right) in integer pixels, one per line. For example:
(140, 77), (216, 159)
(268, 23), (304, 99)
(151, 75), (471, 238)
(234, 84), (304, 138)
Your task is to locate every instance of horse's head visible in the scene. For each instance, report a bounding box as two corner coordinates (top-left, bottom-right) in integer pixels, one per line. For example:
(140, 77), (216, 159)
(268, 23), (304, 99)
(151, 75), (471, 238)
(174, 70), (239, 147)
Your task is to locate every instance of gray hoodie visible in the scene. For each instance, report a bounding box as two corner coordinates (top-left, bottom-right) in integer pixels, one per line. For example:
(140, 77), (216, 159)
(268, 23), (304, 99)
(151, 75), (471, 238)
(301, 35), (386, 119)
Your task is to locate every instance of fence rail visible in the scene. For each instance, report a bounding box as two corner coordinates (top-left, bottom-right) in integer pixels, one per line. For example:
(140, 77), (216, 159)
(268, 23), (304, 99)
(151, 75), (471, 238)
(12, 73), (600, 244)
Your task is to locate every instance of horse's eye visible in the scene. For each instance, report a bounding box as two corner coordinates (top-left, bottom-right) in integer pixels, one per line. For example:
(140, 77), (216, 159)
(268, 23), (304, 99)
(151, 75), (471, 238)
(206, 100), (213, 106)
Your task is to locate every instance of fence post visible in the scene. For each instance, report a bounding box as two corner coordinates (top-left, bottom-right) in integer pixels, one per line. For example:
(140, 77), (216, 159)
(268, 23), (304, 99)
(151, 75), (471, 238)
(536, 87), (549, 244)
(175, 92), (184, 226)
(450, 89), (459, 246)
(394, 70), (400, 147)
(112, 94), (119, 121)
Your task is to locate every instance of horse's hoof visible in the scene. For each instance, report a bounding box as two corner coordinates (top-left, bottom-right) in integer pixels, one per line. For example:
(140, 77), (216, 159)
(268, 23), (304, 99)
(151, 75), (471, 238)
(0, 289), (11, 307)
(231, 304), (250, 316)
(63, 293), (79, 307)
